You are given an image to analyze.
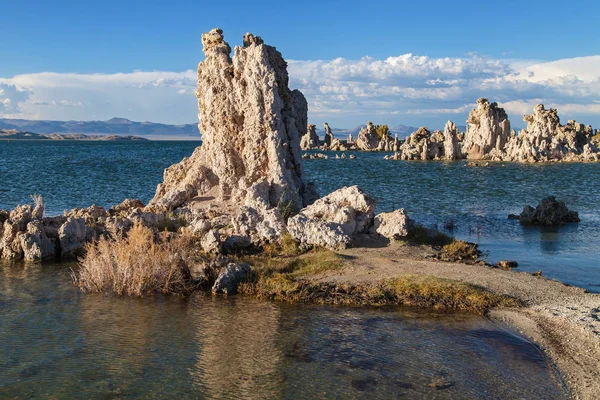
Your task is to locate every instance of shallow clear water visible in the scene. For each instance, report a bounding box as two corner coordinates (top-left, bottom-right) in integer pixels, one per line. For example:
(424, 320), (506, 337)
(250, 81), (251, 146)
(0, 260), (565, 399)
(1, 141), (598, 291)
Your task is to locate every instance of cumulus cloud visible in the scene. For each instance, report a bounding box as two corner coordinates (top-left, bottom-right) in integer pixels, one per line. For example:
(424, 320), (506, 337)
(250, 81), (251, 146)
(0, 54), (599, 129)
(0, 71), (197, 123)
(289, 54), (600, 128)
(0, 83), (31, 114)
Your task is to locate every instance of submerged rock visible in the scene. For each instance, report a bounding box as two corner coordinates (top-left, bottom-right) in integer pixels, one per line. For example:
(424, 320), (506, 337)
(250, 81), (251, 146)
(148, 28), (315, 212)
(517, 196), (580, 225)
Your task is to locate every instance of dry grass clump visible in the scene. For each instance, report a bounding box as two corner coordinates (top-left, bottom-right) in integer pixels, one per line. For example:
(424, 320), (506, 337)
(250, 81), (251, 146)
(239, 249), (517, 313)
(261, 233), (303, 258)
(380, 275), (519, 313)
(239, 248), (344, 300)
(439, 240), (481, 262)
(73, 223), (197, 296)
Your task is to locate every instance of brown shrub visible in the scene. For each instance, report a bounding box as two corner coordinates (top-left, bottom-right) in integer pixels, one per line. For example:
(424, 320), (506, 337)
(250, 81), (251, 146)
(439, 240), (481, 262)
(73, 223), (198, 296)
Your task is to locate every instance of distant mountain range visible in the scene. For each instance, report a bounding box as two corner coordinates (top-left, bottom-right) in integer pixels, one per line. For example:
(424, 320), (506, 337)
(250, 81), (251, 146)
(0, 118), (200, 139)
(0, 118), (467, 140)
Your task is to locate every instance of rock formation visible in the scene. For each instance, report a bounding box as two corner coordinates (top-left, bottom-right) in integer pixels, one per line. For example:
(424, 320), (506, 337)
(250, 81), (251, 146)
(443, 121), (460, 160)
(323, 123), (335, 148)
(512, 196), (580, 225)
(397, 123), (463, 161)
(356, 122), (380, 151)
(462, 98), (511, 160)
(148, 28), (315, 212)
(369, 209), (414, 240)
(504, 104), (598, 162)
(300, 124), (320, 150)
(287, 186), (376, 250)
(386, 99), (599, 163)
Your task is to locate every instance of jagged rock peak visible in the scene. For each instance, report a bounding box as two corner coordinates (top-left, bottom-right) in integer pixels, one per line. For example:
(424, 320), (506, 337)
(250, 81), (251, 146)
(201, 28), (231, 55)
(300, 124), (320, 150)
(463, 98), (510, 159)
(243, 32), (264, 47)
(149, 28), (315, 212)
(323, 123), (334, 147)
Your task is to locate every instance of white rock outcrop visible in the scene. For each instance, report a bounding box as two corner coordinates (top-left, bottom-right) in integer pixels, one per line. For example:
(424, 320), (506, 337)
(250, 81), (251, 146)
(300, 124), (320, 150)
(232, 206), (286, 245)
(148, 28), (315, 212)
(443, 121), (460, 160)
(462, 98), (511, 160)
(323, 123), (335, 149)
(370, 209), (414, 240)
(356, 122), (380, 151)
(287, 186), (375, 249)
(504, 104), (598, 162)
(58, 217), (91, 258)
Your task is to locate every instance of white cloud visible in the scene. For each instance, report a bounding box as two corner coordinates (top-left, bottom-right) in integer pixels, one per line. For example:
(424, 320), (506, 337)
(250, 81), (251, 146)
(0, 54), (599, 129)
(0, 83), (31, 113)
(289, 54), (600, 128)
(0, 71), (197, 123)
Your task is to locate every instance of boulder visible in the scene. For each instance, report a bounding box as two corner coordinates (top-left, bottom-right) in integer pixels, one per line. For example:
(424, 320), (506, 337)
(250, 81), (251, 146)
(211, 262), (254, 295)
(287, 214), (351, 250)
(517, 196), (580, 225)
(147, 28), (315, 212)
(287, 186), (375, 249)
(370, 209), (414, 239)
(232, 206), (286, 245)
(65, 205), (108, 221)
(109, 198), (145, 215)
(20, 221), (56, 261)
(58, 217), (91, 258)
(201, 229), (222, 254)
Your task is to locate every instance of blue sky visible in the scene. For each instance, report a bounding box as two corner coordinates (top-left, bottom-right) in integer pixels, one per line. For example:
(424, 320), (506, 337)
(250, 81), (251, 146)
(1, 0), (599, 129)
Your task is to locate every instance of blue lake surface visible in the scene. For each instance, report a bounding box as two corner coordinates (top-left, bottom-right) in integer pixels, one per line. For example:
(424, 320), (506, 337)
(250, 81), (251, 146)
(0, 140), (577, 398)
(0, 260), (565, 399)
(1, 140), (598, 292)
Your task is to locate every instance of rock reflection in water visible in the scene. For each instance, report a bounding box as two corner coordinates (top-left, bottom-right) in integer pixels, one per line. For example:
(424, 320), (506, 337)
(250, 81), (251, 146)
(188, 295), (284, 399)
(0, 263), (566, 399)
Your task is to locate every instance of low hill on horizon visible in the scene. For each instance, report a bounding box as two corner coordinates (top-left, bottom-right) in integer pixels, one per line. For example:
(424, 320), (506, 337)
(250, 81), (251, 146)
(0, 117), (200, 138)
(0, 129), (148, 141)
(0, 117), (468, 140)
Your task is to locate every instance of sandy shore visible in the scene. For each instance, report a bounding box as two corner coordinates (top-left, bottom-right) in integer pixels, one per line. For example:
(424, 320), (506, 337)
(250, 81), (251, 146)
(308, 237), (600, 399)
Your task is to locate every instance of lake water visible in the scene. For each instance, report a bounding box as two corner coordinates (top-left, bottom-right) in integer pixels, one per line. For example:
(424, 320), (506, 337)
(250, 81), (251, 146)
(0, 141), (582, 398)
(0, 260), (565, 399)
(1, 140), (598, 292)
